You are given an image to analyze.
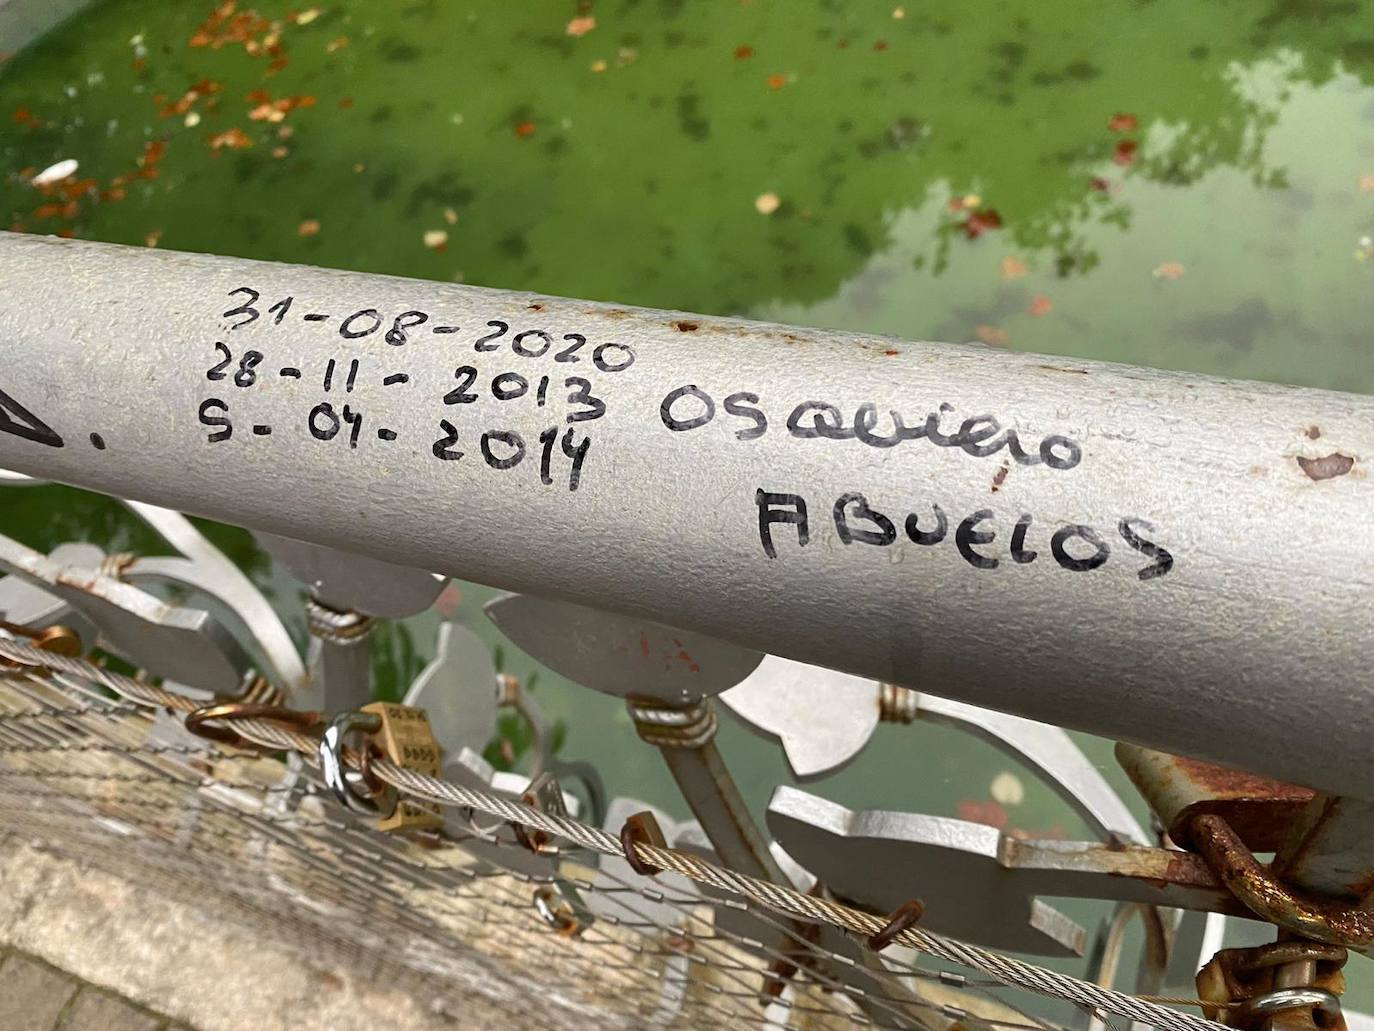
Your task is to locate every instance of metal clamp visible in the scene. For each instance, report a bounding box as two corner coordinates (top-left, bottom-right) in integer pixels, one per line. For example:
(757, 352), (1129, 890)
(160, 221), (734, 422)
(318, 710), (397, 817)
(0, 618), (82, 657)
(866, 898), (925, 953)
(304, 597), (376, 645)
(619, 810), (668, 877)
(1197, 939), (1348, 1027)
(533, 886), (586, 938)
(627, 697), (717, 750)
(511, 772), (567, 855)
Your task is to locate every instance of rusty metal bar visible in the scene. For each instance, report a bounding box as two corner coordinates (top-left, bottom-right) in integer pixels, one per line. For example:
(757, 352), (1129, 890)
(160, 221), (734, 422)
(1189, 814), (1374, 947)
(1, 232), (1371, 798)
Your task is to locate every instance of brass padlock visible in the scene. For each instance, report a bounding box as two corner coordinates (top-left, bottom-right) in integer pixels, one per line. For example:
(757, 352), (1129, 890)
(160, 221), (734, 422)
(360, 702), (444, 833)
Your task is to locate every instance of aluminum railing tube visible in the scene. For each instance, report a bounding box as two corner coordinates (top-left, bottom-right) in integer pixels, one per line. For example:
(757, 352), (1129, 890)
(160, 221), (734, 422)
(0, 233), (1370, 797)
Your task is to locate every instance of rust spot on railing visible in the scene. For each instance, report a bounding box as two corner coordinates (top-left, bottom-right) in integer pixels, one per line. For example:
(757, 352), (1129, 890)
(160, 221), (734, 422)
(1297, 453), (1354, 481)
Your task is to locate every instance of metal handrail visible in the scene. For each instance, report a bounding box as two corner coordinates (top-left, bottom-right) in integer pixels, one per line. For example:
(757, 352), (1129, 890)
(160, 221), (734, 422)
(1, 231), (1371, 799)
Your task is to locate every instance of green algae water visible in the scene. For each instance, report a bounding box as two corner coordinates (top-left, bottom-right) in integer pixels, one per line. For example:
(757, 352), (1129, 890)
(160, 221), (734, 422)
(3, 0), (1374, 994)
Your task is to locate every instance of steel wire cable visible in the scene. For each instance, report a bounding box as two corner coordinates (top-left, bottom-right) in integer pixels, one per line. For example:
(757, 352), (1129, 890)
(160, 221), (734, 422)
(0, 636), (1225, 1031)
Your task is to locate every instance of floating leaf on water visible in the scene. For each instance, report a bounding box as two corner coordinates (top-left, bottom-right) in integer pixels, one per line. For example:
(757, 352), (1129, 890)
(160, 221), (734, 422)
(957, 798), (1008, 829)
(159, 79), (221, 119)
(975, 324), (1009, 346)
(961, 207), (1002, 238)
(208, 127), (252, 150)
(248, 94), (317, 123)
(1000, 255), (1028, 280)
(294, 7), (321, 25)
(566, 15), (596, 37)
(886, 116), (924, 150)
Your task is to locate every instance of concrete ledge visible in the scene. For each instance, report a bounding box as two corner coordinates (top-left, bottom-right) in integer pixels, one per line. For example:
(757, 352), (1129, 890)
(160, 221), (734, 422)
(0, 837), (519, 1031)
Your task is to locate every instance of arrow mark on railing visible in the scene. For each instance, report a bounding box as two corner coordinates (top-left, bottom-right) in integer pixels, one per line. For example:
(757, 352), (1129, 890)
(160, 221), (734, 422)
(0, 386), (64, 448)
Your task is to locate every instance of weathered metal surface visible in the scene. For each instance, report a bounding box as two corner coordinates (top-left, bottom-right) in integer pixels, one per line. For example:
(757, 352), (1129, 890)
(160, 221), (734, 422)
(719, 655), (880, 779)
(255, 532), (445, 619)
(0, 531), (251, 694)
(916, 692), (1148, 843)
(484, 593), (762, 706)
(2, 234), (1373, 796)
(1118, 744), (1315, 852)
(766, 786), (1260, 957)
(402, 621), (498, 760)
(1273, 796), (1374, 903)
(484, 593), (787, 899)
(125, 503), (306, 695)
(0, 542), (101, 646)
(1190, 814), (1374, 946)
(1195, 940), (1349, 1029)
(258, 534), (446, 710)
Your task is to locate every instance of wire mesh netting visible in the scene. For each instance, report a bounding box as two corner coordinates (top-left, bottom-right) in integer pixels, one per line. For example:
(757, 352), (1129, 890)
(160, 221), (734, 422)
(0, 644), (1218, 1031)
